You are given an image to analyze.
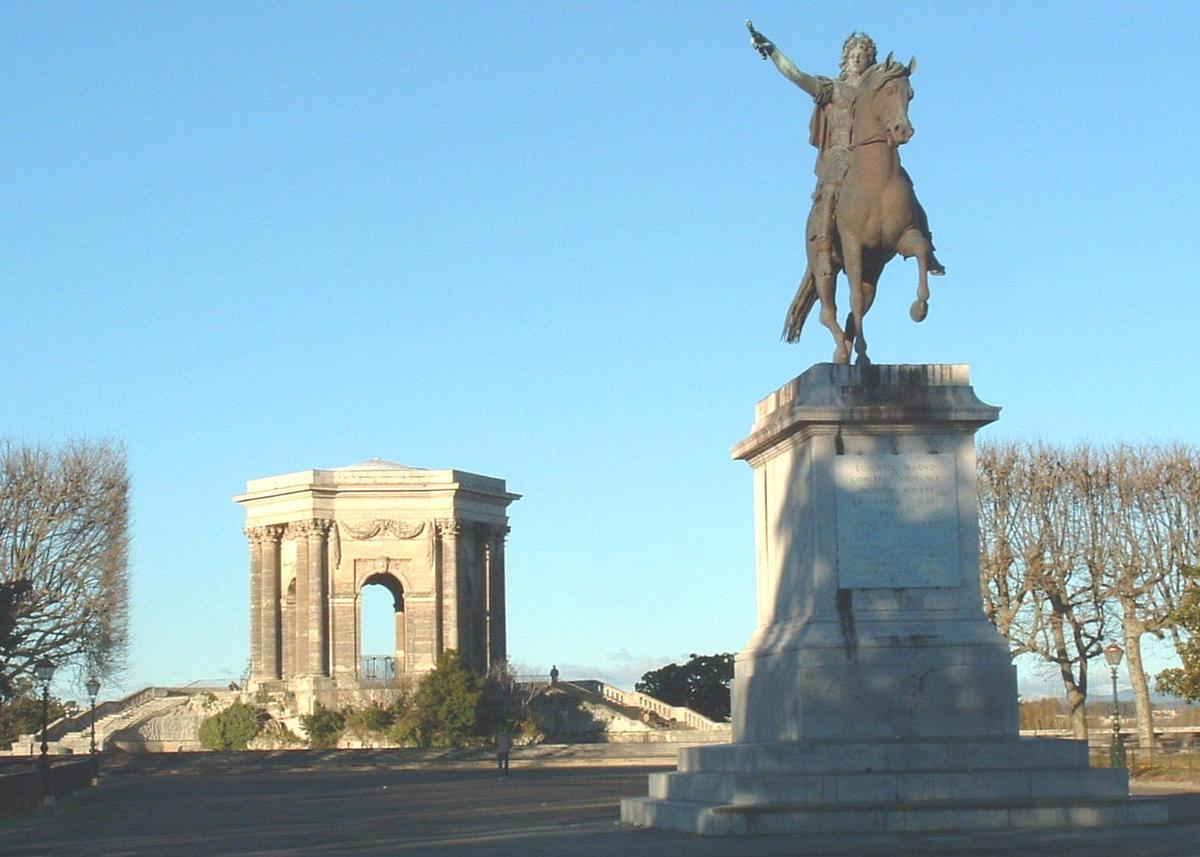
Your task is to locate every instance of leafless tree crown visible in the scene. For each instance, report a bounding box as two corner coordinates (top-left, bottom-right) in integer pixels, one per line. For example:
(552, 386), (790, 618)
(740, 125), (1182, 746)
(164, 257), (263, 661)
(0, 440), (130, 697)
(978, 442), (1199, 742)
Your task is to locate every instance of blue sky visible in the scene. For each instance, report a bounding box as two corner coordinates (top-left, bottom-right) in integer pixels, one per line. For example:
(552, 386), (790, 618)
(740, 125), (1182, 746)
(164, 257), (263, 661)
(3, 2), (1197, 702)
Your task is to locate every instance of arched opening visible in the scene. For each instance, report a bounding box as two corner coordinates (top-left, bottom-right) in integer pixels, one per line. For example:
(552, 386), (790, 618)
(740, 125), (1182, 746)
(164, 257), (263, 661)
(360, 573), (405, 683)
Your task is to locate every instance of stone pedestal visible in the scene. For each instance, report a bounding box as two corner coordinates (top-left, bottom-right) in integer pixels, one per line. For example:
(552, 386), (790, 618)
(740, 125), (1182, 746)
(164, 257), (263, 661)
(621, 364), (1166, 834)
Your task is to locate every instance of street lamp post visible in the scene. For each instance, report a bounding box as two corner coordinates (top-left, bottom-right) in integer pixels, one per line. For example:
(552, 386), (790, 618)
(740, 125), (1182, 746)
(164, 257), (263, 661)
(1104, 641), (1126, 768)
(33, 658), (55, 799)
(85, 676), (101, 784)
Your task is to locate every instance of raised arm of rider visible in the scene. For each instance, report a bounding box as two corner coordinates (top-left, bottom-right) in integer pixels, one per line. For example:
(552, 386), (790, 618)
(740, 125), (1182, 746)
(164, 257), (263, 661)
(766, 45), (823, 100)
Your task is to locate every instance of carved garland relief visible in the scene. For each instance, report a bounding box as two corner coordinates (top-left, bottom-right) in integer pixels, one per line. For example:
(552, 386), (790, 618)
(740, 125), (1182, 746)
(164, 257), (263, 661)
(333, 519), (426, 572)
(341, 519), (426, 540)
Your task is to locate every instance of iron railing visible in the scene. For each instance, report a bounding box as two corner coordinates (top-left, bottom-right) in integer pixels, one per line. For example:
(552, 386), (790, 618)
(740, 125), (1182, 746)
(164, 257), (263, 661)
(1090, 745), (1200, 772)
(361, 656), (397, 684)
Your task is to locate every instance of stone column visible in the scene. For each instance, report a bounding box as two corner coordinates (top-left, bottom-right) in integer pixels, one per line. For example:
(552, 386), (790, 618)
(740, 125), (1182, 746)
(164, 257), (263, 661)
(245, 529), (264, 679)
(394, 609), (407, 670)
(329, 588), (356, 680)
(486, 526), (509, 669)
(282, 592), (295, 679)
(436, 519), (461, 655)
(405, 593), (437, 671)
(286, 521), (311, 677)
(329, 526), (358, 682)
(306, 519), (332, 677)
(260, 525), (283, 679)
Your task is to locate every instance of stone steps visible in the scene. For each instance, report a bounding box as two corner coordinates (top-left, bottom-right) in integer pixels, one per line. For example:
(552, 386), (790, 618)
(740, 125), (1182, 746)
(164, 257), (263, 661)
(678, 735), (1088, 773)
(648, 765), (1129, 806)
(54, 696), (186, 753)
(621, 793), (1168, 835)
(624, 735), (1169, 835)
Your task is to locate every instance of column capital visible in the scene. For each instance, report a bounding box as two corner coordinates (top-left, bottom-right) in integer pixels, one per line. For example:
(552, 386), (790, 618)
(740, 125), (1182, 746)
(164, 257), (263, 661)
(284, 518), (333, 539)
(307, 518), (333, 540)
(436, 518), (462, 538)
(245, 524), (285, 545)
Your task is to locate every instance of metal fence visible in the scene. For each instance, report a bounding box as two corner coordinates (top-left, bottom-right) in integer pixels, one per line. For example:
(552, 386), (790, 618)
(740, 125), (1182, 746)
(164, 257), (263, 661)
(361, 656), (397, 685)
(1090, 746), (1200, 773)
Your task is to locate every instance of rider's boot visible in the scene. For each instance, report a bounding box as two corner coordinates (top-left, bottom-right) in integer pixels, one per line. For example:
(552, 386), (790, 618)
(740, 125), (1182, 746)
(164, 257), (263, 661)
(927, 245), (946, 276)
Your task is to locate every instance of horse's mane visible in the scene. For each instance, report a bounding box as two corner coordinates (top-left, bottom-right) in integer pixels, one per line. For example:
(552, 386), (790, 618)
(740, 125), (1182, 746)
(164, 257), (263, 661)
(863, 53), (912, 89)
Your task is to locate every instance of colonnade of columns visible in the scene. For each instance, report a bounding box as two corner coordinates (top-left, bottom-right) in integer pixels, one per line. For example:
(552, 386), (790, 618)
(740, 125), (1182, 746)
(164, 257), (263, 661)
(247, 517), (509, 685)
(246, 519), (332, 682)
(434, 519), (509, 675)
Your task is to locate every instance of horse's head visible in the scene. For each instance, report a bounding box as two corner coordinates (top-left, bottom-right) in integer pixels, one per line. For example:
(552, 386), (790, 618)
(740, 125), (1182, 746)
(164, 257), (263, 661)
(857, 53), (917, 146)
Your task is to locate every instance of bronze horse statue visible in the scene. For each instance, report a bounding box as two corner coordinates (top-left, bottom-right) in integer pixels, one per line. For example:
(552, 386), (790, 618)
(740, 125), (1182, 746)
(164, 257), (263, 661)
(783, 55), (942, 364)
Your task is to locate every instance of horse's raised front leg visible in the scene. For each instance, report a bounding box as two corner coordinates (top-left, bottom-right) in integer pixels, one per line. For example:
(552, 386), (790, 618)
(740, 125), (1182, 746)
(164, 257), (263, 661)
(898, 227), (932, 323)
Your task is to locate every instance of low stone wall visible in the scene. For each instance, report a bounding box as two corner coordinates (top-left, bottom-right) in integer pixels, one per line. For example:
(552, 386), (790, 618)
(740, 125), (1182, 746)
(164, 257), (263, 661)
(0, 759), (95, 819)
(111, 740), (205, 753)
(603, 727), (731, 744)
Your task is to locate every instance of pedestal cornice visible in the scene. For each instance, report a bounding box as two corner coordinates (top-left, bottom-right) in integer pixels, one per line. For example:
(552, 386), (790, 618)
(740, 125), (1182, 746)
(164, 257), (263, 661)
(732, 363), (1000, 463)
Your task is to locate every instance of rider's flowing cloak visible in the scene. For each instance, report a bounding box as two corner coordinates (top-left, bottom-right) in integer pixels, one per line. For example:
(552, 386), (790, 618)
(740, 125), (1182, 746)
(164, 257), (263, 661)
(807, 76), (836, 177)
(786, 75), (840, 343)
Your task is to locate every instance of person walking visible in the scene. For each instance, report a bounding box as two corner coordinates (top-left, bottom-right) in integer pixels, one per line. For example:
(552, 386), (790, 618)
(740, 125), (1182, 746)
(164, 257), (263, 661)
(495, 729), (513, 779)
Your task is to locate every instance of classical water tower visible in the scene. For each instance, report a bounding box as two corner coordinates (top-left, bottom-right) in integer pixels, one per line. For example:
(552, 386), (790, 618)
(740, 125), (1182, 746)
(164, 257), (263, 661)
(234, 459), (518, 707)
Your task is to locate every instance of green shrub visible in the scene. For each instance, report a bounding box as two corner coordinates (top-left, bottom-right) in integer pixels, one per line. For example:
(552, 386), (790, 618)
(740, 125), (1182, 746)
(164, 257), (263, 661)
(344, 704), (394, 739)
(386, 712), (430, 747)
(299, 702), (345, 748)
(199, 702), (265, 751)
(403, 650), (484, 747)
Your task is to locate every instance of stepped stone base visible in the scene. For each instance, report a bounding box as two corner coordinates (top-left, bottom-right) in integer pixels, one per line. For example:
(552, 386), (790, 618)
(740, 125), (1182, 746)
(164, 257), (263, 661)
(620, 736), (1166, 835)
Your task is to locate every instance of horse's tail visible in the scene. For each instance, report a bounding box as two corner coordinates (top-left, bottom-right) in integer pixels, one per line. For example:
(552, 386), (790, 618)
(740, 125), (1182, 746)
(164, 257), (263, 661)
(782, 269), (817, 343)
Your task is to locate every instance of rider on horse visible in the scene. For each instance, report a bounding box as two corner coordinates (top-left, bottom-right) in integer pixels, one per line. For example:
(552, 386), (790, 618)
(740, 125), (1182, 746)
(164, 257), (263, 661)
(747, 26), (944, 321)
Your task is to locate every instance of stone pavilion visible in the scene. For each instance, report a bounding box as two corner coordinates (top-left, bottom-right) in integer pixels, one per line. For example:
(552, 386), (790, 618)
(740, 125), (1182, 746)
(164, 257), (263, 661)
(234, 459), (518, 708)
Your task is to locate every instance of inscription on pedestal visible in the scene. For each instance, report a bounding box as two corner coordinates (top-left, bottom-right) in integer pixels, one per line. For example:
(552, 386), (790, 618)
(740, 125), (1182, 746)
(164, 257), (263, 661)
(834, 454), (959, 588)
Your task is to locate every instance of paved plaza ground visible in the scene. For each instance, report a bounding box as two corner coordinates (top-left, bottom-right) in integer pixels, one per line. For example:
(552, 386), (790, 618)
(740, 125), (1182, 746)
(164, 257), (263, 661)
(3, 749), (1200, 856)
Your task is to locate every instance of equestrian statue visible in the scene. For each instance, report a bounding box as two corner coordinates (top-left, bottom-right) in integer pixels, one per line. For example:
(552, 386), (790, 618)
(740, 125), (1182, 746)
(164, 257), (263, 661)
(747, 23), (945, 365)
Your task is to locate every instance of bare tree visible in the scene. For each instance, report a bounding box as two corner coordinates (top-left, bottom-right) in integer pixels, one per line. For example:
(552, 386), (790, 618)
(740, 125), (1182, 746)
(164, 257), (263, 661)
(1108, 445), (1200, 747)
(981, 442), (1200, 745)
(978, 443), (1034, 647)
(0, 441), (129, 696)
(979, 442), (1111, 739)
